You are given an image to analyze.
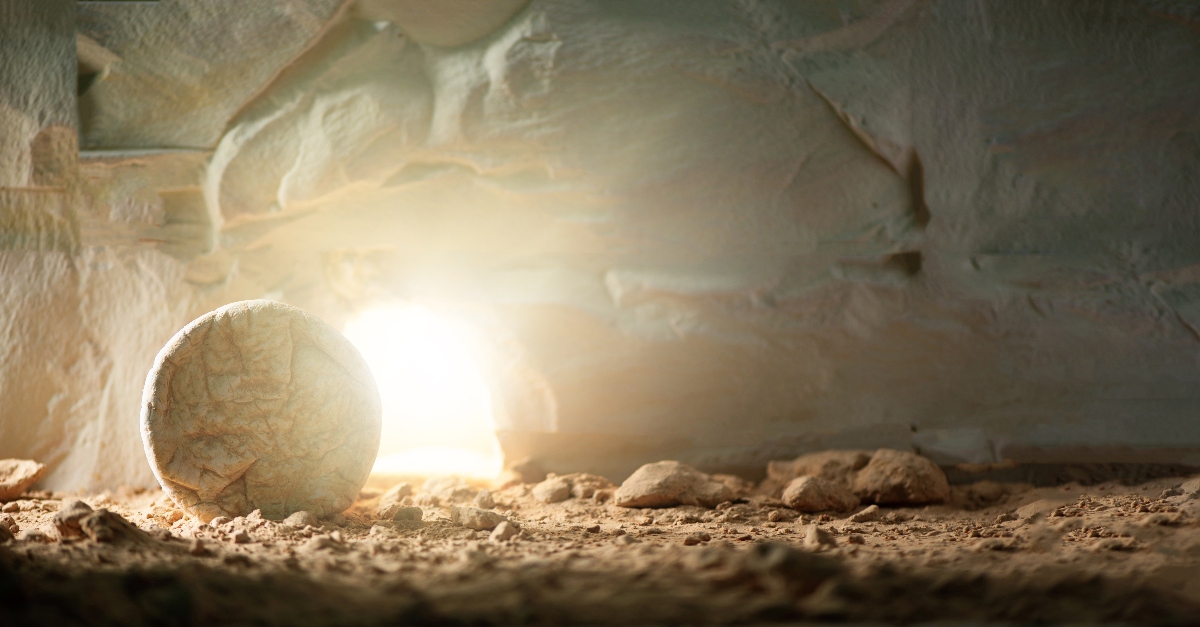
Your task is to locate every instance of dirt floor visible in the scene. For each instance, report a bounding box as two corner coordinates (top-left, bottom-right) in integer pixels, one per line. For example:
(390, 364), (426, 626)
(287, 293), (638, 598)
(4, 470), (1200, 626)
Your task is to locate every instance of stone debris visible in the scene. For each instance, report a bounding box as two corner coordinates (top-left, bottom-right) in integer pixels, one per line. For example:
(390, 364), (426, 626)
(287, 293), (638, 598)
(189, 538), (208, 556)
(376, 482), (414, 519)
(0, 459), (45, 502)
(489, 520), (519, 542)
(231, 530), (251, 544)
(79, 509), (146, 543)
(391, 506), (423, 522)
(283, 510), (319, 528)
(16, 529), (50, 543)
(803, 525), (837, 551)
(53, 500), (94, 539)
(532, 476), (572, 503)
(851, 448), (950, 505)
(782, 475), (861, 512)
(423, 477), (477, 503)
(140, 300), (381, 523)
(474, 489), (495, 509)
(614, 461), (734, 508)
(0, 514), (18, 535)
(762, 450), (872, 496)
(451, 505), (506, 531)
(844, 504), (881, 523)
(566, 473), (617, 499)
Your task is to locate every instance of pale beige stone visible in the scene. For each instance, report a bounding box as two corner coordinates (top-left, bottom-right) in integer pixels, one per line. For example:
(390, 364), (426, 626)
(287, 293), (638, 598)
(614, 461), (733, 509)
(781, 476), (860, 513)
(852, 449), (950, 506)
(0, 459), (44, 501)
(140, 300), (382, 523)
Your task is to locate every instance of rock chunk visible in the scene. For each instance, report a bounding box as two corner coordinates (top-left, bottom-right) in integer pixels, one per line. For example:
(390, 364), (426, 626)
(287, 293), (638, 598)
(852, 448), (950, 505)
(844, 504), (880, 523)
(614, 461), (734, 508)
(450, 506), (506, 531)
(376, 482), (414, 519)
(140, 300), (382, 523)
(782, 476), (860, 512)
(532, 476), (572, 503)
(391, 506), (423, 522)
(423, 476), (476, 502)
(80, 509), (146, 543)
(489, 520), (519, 542)
(761, 450), (872, 496)
(0, 514), (19, 535)
(0, 459), (45, 501)
(474, 489), (495, 509)
(53, 500), (94, 538)
(283, 510), (319, 528)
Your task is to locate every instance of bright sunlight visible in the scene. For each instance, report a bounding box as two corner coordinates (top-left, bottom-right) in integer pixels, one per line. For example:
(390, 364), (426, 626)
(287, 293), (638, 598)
(342, 305), (501, 479)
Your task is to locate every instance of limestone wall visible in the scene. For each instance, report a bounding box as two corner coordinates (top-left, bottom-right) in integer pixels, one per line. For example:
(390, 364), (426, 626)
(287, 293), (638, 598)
(2, 0), (1198, 489)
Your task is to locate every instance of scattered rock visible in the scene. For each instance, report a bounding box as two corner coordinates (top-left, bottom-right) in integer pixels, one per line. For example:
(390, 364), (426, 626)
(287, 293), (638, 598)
(53, 500), (94, 538)
(712, 474), (755, 499)
(0, 459), (45, 502)
(423, 476), (477, 502)
(140, 300), (381, 523)
(586, 524), (601, 533)
(189, 538), (208, 556)
(615, 534), (638, 545)
(376, 483), (414, 518)
(845, 505), (880, 523)
(17, 529), (51, 543)
(283, 511), (319, 528)
(533, 476), (572, 503)
(782, 476), (860, 512)
(762, 450), (873, 496)
(474, 489), (495, 509)
(565, 473), (616, 499)
(231, 530), (251, 544)
(0, 514), (18, 535)
(451, 505), (506, 531)
(209, 516), (232, 528)
(489, 520), (519, 542)
(613, 461), (734, 508)
(846, 534), (865, 545)
(683, 535), (702, 546)
(851, 449), (950, 505)
(391, 506), (423, 522)
(80, 509), (146, 543)
(803, 525), (836, 551)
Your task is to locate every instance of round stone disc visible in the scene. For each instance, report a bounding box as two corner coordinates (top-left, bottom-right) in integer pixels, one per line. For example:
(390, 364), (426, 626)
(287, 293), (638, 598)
(141, 300), (381, 522)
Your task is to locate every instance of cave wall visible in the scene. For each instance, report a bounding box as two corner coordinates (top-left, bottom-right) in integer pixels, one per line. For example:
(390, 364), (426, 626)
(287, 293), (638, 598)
(2, 0), (1199, 489)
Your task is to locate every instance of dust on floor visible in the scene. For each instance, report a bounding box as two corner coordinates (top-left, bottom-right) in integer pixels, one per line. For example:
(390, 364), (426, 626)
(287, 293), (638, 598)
(3, 473), (1200, 625)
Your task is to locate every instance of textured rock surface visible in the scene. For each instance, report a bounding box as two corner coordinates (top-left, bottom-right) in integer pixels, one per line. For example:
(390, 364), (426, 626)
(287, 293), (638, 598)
(450, 505), (505, 531)
(781, 476), (860, 513)
(852, 449), (950, 506)
(2, 1), (1200, 490)
(763, 451), (873, 496)
(0, 459), (45, 501)
(614, 461), (733, 508)
(532, 476), (571, 503)
(140, 300), (382, 522)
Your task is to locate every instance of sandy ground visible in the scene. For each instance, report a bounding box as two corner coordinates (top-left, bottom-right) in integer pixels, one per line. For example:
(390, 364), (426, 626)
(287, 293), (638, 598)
(4, 472), (1200, 626)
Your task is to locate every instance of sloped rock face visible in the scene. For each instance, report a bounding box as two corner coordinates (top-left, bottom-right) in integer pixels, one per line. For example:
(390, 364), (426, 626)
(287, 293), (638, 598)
(3, 0), (1200, 489)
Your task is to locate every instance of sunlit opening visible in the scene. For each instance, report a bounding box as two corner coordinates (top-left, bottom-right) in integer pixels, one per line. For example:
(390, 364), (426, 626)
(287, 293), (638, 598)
(343, 305), (501, 480)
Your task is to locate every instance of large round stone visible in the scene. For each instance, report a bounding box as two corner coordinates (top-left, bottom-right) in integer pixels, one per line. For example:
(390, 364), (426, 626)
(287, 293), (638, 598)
(141, 300), (381, 522)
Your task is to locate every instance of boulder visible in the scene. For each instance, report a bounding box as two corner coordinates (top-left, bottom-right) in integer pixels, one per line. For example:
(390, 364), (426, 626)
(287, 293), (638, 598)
(781, 476), (860, 512)
(852, 448), (950, 505)
(614, 461), (733, 509)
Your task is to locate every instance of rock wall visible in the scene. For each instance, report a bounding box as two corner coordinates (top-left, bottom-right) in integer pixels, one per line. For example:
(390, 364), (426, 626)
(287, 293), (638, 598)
(2, 0), (1199, 489)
